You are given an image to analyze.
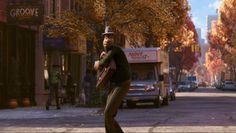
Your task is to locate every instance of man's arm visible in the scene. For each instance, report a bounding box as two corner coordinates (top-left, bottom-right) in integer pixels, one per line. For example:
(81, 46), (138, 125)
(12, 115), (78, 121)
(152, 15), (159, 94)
(99, 48), (116, 67)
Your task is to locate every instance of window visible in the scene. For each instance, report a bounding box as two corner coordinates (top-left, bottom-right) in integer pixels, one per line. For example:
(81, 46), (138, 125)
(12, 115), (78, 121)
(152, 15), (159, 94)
(61, 0), (70, 12)
(43, 0), (56, 17)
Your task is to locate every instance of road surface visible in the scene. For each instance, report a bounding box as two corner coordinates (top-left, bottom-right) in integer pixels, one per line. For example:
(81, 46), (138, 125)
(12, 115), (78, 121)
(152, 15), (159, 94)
(0, 87), (236, 133)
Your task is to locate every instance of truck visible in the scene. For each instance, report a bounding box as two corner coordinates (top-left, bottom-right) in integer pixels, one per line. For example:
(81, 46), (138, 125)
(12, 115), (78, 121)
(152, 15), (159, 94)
(122, 48), (171, 108)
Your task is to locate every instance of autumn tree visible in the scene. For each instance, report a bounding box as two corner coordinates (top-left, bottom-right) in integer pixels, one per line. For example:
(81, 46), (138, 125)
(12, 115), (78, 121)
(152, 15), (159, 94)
(207, 0), (236, 80)
(43, 0), (195, 81)
(168, 16), (199, 83)
(205, 48), (225, 83)
(219, 0), (236, 47)
(208, 21), (227, 47)
(195, 64), (211, 84)
(44, 0), (190, 49)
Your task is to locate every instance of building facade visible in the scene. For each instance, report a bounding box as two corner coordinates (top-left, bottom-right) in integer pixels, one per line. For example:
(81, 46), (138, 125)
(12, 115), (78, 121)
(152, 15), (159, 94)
(196, 28), (206, 64)
(0, 0), (89, 108)
(36, 0), (88, 105)
(206, 15), (218, 33)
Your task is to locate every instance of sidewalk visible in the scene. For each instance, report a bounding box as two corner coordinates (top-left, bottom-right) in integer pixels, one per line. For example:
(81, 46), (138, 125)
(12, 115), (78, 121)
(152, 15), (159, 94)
(0, 105), (107, 133)
(0, 105), (101, 120)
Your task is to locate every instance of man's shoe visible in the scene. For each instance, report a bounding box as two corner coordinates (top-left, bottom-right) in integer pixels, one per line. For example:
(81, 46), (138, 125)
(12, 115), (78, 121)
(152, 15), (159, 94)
(46, 106), (49, 110)
(57, 106), (61, 110)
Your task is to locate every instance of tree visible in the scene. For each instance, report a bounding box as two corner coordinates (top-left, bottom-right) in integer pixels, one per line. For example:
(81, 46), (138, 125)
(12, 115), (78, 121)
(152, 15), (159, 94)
(168, 16), (199, 82)
(44, 0), (190, 49)
(207, 0), (236, 80)
(205, 48), (225, 83)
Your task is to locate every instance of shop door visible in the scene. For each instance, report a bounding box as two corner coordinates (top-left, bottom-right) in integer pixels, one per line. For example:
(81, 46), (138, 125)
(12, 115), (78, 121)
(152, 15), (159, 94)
(0, 23), (7, 108)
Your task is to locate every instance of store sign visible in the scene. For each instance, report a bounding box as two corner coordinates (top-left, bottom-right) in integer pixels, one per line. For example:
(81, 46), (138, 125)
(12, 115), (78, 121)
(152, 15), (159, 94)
(7, 4), (44, 24)
(124, 49), (159, 63)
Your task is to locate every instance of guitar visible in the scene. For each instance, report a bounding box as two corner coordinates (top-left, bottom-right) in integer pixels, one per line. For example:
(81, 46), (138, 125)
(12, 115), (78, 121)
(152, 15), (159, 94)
(95, 59), (116, 90)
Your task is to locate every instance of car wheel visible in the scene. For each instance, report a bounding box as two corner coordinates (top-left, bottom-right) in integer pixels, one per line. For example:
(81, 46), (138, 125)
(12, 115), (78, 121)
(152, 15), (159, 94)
(162, 94), (169, 106)
(170, 92), (176, 101)
(154, 95), (161, 108)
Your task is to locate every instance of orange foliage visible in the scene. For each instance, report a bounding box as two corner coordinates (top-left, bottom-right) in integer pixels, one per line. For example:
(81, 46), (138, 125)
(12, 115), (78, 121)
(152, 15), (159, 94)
(208, 22), (228, 47)
(218, 0), (236, 47)
(177, 16), (199, 70)
(208, 0), (236, 68)
(205, 48), (225, 74)
(182, 47), (198, 70)
(44, 0), (191, 49)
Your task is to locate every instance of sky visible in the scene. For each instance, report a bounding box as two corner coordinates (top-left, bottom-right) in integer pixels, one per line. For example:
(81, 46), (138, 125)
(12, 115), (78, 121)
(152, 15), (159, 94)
(188, 0), (222, 43)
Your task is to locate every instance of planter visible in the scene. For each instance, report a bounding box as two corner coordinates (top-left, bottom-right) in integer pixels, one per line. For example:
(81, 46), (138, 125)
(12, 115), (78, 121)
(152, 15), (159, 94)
(22, 98), (30, 107)
(8, 99), (18, 109)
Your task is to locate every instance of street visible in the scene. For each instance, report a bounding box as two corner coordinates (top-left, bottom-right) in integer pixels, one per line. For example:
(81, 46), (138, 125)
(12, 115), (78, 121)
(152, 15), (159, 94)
(0, 87), (236, 133)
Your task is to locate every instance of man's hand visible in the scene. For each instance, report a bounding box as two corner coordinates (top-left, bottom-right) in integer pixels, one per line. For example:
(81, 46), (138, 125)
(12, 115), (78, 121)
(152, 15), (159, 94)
(100, 52), (106, 59)
(94, 60), (100, 71)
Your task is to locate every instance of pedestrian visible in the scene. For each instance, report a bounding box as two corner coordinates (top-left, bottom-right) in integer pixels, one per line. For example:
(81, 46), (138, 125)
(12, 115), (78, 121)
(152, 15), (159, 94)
(66, 72), (75, 105)
(83, 69), (92, 105)
(94, 26), (131, 133)
(46, 64), (61, 110)
(44, 69), (49, 90)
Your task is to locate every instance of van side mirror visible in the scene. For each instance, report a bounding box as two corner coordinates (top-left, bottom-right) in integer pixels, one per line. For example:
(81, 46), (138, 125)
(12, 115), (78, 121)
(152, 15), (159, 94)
(159, 75), (164, 81)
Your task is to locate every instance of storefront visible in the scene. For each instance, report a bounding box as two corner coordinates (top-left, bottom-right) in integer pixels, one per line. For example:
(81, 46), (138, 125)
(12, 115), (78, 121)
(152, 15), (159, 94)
(0, 22), (36, 108)
(42, 35), (88, 105)
(0, 2), (44, 108)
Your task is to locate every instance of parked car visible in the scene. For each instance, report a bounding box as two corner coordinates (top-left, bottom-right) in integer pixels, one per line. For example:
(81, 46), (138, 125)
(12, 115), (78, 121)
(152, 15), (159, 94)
(214, 82), (223, 89)
(221, 80), (236, 90)
(177, 81), (195, 92)
(191, 82), (198, 89)
(198, 82), (207, 87)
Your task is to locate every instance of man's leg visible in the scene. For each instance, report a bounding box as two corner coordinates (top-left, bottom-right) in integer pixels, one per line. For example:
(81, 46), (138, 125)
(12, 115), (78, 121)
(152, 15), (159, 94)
(46, 87), (53, 110)
(84, 88), (89, 105)
(85, 88), (92, 105)
(54, 84), (60, 109)
(104, 81), (130, 133)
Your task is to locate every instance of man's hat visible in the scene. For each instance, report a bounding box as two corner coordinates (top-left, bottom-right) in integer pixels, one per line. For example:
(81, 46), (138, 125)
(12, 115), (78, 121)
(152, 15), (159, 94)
(102, 26), (115, 35)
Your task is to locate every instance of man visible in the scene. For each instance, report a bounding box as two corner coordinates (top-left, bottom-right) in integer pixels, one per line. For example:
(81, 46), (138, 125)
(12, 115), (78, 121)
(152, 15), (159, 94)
(94, 26), (131, 133)
(46, 64), (61, 110)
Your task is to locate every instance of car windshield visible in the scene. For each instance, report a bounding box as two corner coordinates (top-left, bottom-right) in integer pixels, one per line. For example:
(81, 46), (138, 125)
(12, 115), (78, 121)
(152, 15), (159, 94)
(130, 63), (156, 81)
(224, 81), (234, 84)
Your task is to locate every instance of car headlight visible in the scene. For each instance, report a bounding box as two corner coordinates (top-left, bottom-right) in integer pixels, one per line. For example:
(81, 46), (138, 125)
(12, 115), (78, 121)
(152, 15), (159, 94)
(144, 84), (155, 92)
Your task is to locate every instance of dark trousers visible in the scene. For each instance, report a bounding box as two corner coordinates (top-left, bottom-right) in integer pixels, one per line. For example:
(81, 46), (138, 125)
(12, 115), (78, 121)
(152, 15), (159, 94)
(66, 87), (75, 105)
(46, 83), (60, 108)
(104, 80), (130, 133)
(84, 87), (91, 105)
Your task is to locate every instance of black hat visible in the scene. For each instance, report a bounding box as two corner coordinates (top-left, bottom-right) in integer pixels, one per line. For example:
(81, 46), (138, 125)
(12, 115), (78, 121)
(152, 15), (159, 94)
(102, 26), (115, 35)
